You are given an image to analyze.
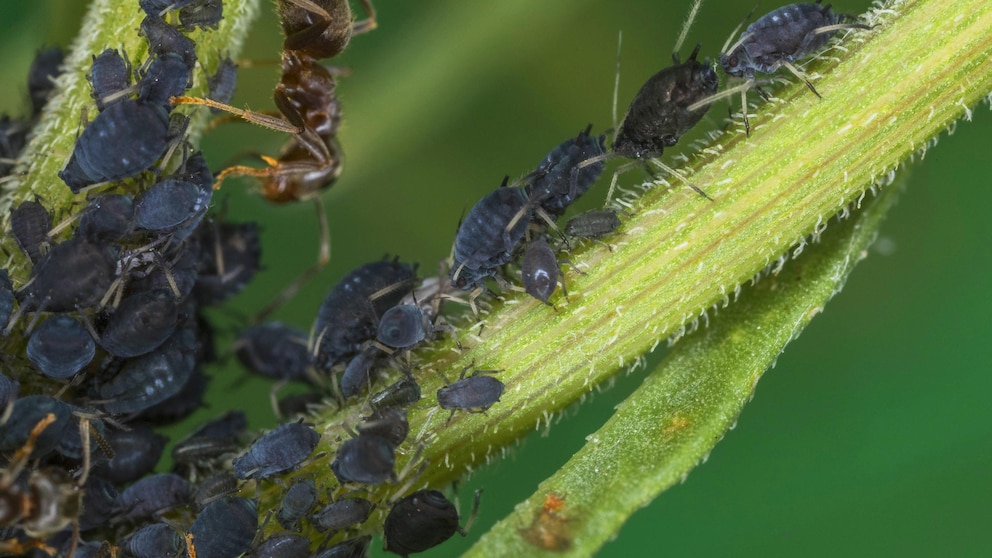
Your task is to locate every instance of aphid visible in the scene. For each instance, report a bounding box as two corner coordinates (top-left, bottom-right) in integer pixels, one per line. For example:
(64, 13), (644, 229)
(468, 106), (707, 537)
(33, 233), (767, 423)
(312, 496), (374, 532)
(313, 258), (418, 370)
(26, 314), (95, 379)
(383, 489), (482, 557)
(138, 52), (193, 110)
(78, 475), (118, 532)
(88, 48), (132, 111)
(112, 473), (191, 523)
(330, 430), (396, 486)
(16, 237), (116, 313)
(0, 414), (85, 557)
(133, 178), (203, 233)
(564, 208), (623, 240)
(27, 46), (64, 117)
(139, 367), (209, 424)
(437, 366), (505, 422)
(525, 125), (608, 221)
(450, 183), (532, 290)
(140, 13), (197, 69)
(193, 472), (240, 510)
(123, 522), (185, 558)
(376, 304), (433, 350)
(207, 56), (238, 108)
(521, 238), (564, 306)
(357, 406), (409, 448)
(58, 99), (173, 192)
(0, 396), (71, 458)
(99, 288), (179, 358)
(0, 372), (19, 419)
(249, 534), (311, 558)
(340, 349), (381, 399)
(76, 193), (135, 243)
(172, 410), (247, 465)
(234, 321), (312, 383)
(10, 200), (52, 264)
(178, 0), (224, 30)
(232, 421), (320, 480)
(193, 220), (262, 305)
(369, 377), (421, 411)
(139, 0), (197, 17)
(277, 391), (325, 417)
(189, 497), (258, 558)
(312, 535), (371, 558)
(0, 271), (13, 329)
(98, 324), (197, 414)
(715, 1), (873, 133)
(277, 478), (316, 530)
(92, 425), (168, 484)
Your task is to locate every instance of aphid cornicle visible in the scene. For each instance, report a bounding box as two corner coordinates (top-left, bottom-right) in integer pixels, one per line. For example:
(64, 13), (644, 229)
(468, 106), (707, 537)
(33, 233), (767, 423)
(713, 0), (873, 133)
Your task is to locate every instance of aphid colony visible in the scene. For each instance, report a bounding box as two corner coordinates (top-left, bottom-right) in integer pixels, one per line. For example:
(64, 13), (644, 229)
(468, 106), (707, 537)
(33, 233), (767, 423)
(0, 0), (872, 556)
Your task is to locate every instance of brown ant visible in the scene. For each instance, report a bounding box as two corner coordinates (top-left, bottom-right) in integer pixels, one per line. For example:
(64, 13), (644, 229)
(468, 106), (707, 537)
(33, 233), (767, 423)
(173, 0), (377, 320)
(0, 414), (88, 557)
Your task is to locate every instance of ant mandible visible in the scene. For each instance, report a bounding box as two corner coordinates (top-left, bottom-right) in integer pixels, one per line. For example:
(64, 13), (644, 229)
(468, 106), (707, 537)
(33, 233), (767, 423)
(173, 0), (377, 320)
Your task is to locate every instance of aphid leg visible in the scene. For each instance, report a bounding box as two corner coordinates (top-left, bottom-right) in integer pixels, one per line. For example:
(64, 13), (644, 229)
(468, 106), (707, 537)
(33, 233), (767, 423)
(812, 22), (875, 36)
(269, 379), (288, 419)
(741, 87), (750, 135)
(76, 416), (93, 486)
(603, 161), (642, 207)
(251, 196), (331, 323)
(458, 489), (484, 536)
(170, 96), (302, 134)
(780, 60), (820, 98)
(648, 159), (712, 201)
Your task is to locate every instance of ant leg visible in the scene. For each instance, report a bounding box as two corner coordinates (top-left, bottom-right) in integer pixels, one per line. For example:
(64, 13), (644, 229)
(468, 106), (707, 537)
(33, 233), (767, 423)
(352, 0), (378, 35)
(251, 195), (331, 323)
(170, 96), (302, 134)
(213, 156), (282, 190)
(780, 61), (821, 98)
(282, 0), (331, 20)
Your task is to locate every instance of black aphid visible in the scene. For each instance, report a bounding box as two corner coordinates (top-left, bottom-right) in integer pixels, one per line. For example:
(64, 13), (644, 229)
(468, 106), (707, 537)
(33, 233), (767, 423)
(234, 322), (312, 383)
(376, 304), (431, 350)
(383, 489), (482, 557)
(99, 289), (179, 358)
(450, 183), (531, 290)
(716, 1), (873, 132)
(134, 178), (203, 233)
(437, 366), (505, 421)
(138, 52), (192, 109)
(0, 371), (19, 410)
(0, 116), (28, 177)
(312, 535), (372, 558)
(18, 237), (115, 312)
(79, 475), (118, 532)
(526, 125), (607, 220)
(193, 472), (240, 511)
(277, 478), (316, 530)
(250, 534), (311, 558)
(98, 324), (196, 414)
(140, 14), (197, 68)
(172, 410), (247, 465)
(0, 395), (71, 458)
(565, 208), (623, 240)
(0, 271), (14, 329)
(27, 46), (64, 116)
(189, 497), (258, 558)
(358, 406), (409, 448)
(10, 200), (52, 264)
(122, 522), (184, 558)
(112, 473), (191, 523)
(232, 421), (320, 480)
(92, 425), (168, 484)
(193, 220), (262, 305)
(330, 430), (396, 486)
(521, 238), (563, 306)
(26, 315), (95, 379)
(340, 349), (382, 399)
(313, 258), (418, 370)
(179, 0), (224, 30)
(58, 99), (172, 192)
(369, 377), (421, 411)
(207, 56), (238, 107)
(89, 48), (131, 111)
(76, 193), (135, 243)
(313, 496), (375, 533)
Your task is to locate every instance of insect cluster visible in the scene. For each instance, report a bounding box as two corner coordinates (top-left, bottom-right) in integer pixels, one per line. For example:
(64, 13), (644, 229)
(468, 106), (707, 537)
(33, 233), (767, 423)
(0, 0), (873, 556)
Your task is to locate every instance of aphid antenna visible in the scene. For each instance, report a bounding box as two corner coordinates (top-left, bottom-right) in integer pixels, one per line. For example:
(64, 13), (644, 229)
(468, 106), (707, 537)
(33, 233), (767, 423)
(575, 150), (621, 170)
(720, 5), (758, 55)
(611, 30), (622, 132)
(673, 0), (704, 57)
(780, 60), (821, 97)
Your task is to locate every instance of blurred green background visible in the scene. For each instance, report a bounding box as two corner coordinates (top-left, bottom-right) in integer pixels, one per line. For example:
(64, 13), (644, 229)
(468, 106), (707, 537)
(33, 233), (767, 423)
(3, 0), (989, 556)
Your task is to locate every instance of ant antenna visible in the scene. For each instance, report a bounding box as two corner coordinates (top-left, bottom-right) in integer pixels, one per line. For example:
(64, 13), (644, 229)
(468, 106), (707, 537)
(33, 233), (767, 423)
(673, 0), (704, 57)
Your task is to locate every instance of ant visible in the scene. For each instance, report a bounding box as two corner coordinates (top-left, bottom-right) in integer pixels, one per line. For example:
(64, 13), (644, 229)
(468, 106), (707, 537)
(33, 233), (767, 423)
(173, 0), (377, 320)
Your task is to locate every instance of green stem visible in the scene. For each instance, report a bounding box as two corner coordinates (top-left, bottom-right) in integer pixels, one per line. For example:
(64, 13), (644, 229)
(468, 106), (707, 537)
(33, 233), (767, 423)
(256, 0), (992, 544)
